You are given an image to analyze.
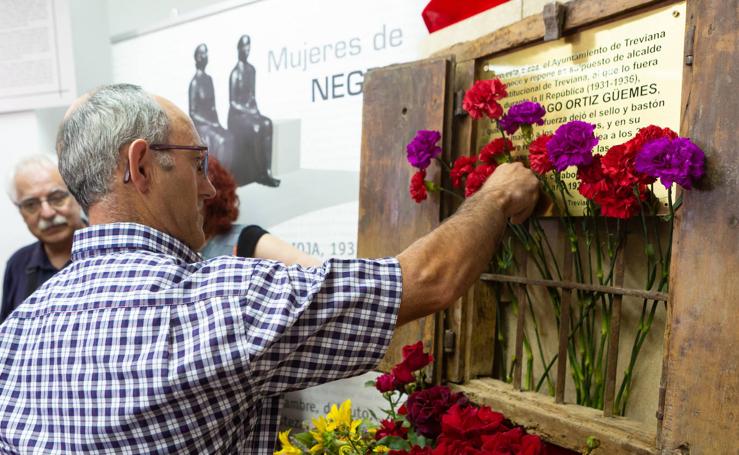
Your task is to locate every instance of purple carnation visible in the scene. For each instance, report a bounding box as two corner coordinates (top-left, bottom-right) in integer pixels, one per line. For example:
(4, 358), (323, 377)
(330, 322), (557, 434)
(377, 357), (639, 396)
(546, 120), (599, 171)
(406, 130), (442, 169)
(498, 101), (546, 135)
(634, 137), (705, 189)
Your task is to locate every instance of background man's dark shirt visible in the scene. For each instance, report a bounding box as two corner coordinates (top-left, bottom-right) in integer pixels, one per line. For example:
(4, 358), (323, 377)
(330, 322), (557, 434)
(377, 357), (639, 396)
(1, 242), (63, 324)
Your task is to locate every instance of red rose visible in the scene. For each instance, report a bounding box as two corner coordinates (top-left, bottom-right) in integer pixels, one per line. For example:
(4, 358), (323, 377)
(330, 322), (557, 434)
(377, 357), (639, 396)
(464, 164), (496, 197)
(375, 373), (396, 393)
(401, 341), (434, 371)
(479, 138), (513, 164)
(528, 134), (554, 175)
(405, 385), (469, 439)
(410, 169), (428, 203)
(375, 418), (409, 440)
(432, 438), (482, 455)
(450, 155), (478, 188)
(392, 362), (415, 385)
(437, 404), (507, 447)
(398, 404), (408, 415)
(463, 79), (508, 120)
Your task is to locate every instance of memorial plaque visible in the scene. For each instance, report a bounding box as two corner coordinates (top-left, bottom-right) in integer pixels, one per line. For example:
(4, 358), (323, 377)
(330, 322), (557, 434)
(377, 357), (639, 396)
(478, 2), (686, 214)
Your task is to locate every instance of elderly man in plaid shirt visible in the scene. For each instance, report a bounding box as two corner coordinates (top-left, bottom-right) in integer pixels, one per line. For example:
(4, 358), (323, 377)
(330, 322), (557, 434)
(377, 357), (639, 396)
(0, 84), (538, 453)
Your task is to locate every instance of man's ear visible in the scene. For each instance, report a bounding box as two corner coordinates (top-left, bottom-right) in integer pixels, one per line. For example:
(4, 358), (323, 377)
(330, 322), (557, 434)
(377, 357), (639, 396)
(126, 139), (151, 193)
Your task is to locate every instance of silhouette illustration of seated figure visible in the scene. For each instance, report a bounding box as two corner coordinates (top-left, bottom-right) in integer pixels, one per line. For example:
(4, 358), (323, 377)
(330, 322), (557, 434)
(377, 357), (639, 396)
(227, 34), (280, 187)
(189, 44), (234, 171)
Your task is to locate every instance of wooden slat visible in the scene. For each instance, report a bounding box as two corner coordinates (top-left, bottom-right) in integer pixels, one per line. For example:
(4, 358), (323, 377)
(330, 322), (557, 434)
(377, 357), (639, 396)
(357, 58), (451, 372)
(555, 246), (574, 403)
(659, 0), (739, 452)
(603, 244), (626, 417)
(455, 379), (657, 454)
(479, 273), (668, 301)
(444, 59), (478, 384)
(431, 0), (682, 63)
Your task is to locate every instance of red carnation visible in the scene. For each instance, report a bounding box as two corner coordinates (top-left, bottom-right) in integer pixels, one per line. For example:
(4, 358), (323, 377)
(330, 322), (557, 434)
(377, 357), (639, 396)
(627, 124), (678, 152)
(450, 155), (478, 188)
(405, 385), (469, 439)
(479, 138), (513, 164)
(577, 155), (608, 200)
(601, 143), (655, 188)
(401, 341), (434, 371)
(375, 419), (408, 440)
(410, 169), (428, 203)
(578, 156), (646, 219)
(464, 164), (496, 197)
(597, 183), (647, 219)
(375, 373), (396, 393)
(463, 79), (508, 120)
(528, 134), (554, 175)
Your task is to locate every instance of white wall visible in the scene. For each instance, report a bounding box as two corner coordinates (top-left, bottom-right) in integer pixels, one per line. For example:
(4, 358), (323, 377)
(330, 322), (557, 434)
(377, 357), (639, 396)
(0, 0), (112, 285)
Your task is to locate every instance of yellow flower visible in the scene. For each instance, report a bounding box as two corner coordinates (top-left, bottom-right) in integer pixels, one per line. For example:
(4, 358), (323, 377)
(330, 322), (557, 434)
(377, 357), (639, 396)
(373, 446), (390, 453)
(326, 400), (363, 436)
(274, 430), (302, 455)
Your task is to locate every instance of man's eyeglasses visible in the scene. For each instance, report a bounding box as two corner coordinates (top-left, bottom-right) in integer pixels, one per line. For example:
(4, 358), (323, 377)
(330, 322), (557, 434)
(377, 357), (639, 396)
(16, 190), (71, 215)
(123, 144), (209, 183)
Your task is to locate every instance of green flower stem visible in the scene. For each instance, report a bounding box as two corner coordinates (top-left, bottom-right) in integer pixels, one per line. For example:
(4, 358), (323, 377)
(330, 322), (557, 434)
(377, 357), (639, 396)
(438, 186), (465, 201)
(523, 286), (555, 395)
(433, 156), (453, 173)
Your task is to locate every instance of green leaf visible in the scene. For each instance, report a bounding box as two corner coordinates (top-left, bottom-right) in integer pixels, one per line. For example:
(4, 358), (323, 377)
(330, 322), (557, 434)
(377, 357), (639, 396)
(364, 380), (377, 388)
(293, 431), (316, 448)
(383, 436), (412, 451)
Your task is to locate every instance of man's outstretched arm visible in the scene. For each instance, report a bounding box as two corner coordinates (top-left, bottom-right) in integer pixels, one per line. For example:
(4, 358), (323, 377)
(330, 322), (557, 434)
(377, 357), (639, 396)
(396, 162), (539, 326)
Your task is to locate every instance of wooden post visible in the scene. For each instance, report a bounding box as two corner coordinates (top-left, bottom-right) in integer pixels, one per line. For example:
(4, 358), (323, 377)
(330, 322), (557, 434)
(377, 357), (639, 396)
(659, 0), (739, 452)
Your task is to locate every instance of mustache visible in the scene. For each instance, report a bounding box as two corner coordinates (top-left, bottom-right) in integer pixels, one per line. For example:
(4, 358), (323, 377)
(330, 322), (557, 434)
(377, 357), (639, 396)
(38, 214), (69, 231)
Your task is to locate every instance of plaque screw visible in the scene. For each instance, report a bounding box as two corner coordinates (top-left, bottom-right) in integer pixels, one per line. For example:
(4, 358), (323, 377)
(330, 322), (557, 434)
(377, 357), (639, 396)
(672, 10), (680, 17)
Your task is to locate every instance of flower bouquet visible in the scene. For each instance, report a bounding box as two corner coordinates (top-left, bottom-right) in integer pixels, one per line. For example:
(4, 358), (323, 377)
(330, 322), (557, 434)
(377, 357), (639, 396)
(405, 78), (705, 414)
(275, 342), (547, 454)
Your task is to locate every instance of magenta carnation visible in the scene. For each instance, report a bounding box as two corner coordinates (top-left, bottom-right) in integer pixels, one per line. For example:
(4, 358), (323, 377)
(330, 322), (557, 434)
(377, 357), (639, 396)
(634, 137), (705, 189)
(406, 130), (442, 169)
(498, 101), (546, 135)
(546, 120), (599, 171)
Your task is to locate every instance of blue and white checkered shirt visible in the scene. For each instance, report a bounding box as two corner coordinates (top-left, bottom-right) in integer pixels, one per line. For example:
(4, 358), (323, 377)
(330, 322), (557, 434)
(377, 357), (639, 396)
(0, 223), (401, 454)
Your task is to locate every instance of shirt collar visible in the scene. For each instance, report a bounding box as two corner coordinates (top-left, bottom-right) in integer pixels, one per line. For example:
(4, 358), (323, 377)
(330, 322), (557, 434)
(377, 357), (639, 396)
(71, 222), (202, 264)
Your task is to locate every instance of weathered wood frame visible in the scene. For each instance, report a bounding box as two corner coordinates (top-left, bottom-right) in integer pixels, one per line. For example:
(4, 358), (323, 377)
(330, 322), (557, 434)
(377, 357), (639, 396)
(358, 0), (737, 453)
(428, 0), (738, 453)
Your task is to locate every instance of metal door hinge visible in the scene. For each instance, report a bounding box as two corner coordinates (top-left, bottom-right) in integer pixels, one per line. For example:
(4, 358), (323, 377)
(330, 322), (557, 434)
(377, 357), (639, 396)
(543, 2), (566, 41)
(443, 329), (456, 354)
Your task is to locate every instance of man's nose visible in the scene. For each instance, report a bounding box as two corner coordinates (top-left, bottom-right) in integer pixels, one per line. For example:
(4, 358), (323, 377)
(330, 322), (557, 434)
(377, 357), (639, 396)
(201, 177), (216, 200)
(39, 200), (56, 218)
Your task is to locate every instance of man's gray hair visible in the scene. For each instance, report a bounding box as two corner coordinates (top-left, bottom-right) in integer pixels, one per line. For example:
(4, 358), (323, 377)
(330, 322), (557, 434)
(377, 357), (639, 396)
(56, 83), (170, 211)
(5, 154), (60, 203)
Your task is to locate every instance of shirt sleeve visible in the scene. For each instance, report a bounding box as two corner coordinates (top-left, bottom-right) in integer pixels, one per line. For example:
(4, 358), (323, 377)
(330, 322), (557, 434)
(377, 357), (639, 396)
(237, 257), (402, 397)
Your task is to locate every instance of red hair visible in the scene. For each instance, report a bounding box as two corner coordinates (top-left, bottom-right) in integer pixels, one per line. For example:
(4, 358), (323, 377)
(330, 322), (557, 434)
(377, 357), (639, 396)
(203, 157), (240, 238)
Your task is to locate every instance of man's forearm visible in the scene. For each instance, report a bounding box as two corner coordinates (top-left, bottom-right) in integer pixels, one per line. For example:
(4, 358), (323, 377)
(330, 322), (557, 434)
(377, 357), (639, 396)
(396, 186), (510, 326)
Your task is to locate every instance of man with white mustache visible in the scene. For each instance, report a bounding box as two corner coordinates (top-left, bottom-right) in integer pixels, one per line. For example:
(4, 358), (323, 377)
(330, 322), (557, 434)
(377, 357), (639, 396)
(1, 155), (85, 323)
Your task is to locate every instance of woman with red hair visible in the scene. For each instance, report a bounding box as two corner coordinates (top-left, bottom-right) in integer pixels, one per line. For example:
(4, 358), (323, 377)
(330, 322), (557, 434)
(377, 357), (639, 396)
(201, 157), (320, 267)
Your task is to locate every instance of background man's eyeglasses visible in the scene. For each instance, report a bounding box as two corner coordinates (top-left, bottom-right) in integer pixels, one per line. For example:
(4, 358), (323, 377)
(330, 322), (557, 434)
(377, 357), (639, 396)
(123, 144), (209, 183)
(16, 190), (70, 215)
